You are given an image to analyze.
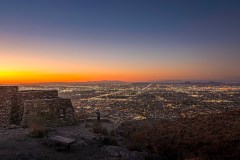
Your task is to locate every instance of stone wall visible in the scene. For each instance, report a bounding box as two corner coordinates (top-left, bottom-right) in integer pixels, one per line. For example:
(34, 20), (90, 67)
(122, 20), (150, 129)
(21, 98), (76, 127)
(0, 86), (76, 127)
(18, 90), (58, 100)
(0, 86), (19, 126)
(18, 90), (59, 121)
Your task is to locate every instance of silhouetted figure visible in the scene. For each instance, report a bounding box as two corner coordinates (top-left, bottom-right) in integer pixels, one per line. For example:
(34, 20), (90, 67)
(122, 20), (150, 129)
(96, 110), (101, 121)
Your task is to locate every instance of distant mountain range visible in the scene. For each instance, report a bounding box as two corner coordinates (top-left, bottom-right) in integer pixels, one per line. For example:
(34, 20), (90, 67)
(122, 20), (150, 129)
(15, 80), (240, 86)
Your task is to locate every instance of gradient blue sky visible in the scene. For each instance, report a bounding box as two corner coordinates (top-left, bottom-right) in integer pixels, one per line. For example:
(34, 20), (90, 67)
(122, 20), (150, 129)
(0, 0), (240, 83)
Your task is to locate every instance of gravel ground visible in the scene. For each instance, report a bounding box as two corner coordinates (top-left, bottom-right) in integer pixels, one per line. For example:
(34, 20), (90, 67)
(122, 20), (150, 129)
(0, 122), (122, 160)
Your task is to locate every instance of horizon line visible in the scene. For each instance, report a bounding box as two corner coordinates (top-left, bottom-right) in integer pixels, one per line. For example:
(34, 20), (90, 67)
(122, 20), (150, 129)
(1, 79), (240, 85)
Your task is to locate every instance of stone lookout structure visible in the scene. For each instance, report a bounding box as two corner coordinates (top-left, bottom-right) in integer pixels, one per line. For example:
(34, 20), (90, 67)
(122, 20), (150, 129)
(0, 86), (76, 127)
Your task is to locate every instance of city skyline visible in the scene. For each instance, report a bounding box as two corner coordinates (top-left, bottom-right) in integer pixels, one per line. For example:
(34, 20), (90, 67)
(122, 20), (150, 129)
(1, 0), (240, 84)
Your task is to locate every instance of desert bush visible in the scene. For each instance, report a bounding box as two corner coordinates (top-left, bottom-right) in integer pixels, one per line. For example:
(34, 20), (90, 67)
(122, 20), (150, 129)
(110, 130), (116, 136)
(27, 102), (48, 138)
(28, 116), (47, 138)
(101, 127), (109, 135)
(122, 110), (240, 159)
(93, 122), (103, 134)
(92, 122), (109, 136)
(127, 143), (142, 152)
(102, 136), (118, 146)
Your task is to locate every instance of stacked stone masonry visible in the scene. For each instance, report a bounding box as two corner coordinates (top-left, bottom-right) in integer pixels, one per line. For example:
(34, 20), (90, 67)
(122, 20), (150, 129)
(0, 86), (18, 125)
(0, 86), (76, 127)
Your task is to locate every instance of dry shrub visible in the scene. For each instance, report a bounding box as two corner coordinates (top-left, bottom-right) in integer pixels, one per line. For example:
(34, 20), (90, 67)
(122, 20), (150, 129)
(101, 136), (118, 146)
(27, 104), (48, 138)
(110, 130), (116, 136)
(101, 127), (109, 135)
(28, 116), (47, 138)
(127, 125), (151, 152)
(123, 110), (240, 159)
(92, 122), (109, 135)
(127, 143), (142, 152)
(93, 122), (103, 134)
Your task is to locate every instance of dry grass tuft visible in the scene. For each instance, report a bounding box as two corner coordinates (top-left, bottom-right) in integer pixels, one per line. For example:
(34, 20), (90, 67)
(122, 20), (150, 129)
(28, 116), (47, 138)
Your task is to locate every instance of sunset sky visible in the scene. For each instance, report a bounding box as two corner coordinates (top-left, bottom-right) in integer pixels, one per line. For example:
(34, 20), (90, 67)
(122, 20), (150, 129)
(0, 0), (240, 84)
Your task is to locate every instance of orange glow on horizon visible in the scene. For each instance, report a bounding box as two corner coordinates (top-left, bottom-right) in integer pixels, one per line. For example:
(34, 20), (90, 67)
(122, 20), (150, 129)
(0, 68), (219, 84)
(0, 71), (156, 84)
(1, 34), (238, 84)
